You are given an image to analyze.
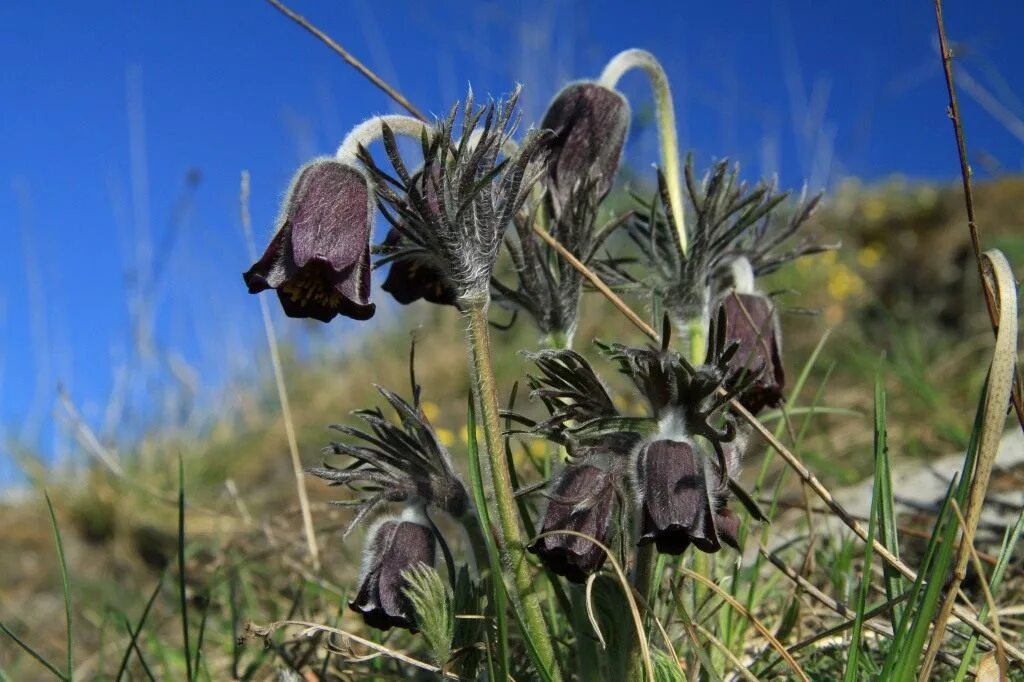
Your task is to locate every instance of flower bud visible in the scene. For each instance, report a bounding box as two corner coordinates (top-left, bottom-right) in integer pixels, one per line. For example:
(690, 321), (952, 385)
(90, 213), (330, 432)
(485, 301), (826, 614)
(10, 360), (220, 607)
(541, 82), (630, 213)
(528, 463), (616, 583)
(350, 514), (436, 631)
(244, 158), (375, 322)
(716, 291), (784, 414)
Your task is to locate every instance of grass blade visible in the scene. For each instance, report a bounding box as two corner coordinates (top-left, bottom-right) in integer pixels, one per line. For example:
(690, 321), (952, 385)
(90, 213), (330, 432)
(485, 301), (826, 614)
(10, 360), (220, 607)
(43, 491), (73, 680)
(953, 509), (1024, 681)
(843, 382), (884, 682)
(0, 620), (66, 680)
(115, 573), (165, 681)
(465, 394), (509, 682)
(872, 364), (906, 626)
(177, 456), (192, 681)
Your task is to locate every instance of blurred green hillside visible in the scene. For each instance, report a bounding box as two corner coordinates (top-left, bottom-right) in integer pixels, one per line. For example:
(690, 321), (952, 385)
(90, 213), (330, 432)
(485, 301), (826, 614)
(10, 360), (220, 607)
(2, 176), (1022, 679)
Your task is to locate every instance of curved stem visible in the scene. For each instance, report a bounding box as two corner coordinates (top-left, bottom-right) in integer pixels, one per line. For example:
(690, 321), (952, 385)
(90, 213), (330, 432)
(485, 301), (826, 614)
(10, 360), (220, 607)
(335, 114), (431, 163)
(600, 49), (686, 255)
(464, 300), (561, 681)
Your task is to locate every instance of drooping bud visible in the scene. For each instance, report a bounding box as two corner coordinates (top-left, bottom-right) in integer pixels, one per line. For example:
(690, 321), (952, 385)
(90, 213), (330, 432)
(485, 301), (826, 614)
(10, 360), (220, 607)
(528, 463), (616, 583)
(244, 158), (375, 322)
(350, 513), (436, 632)
(540, 82), (630, 214)
(716, 291), (784, 414)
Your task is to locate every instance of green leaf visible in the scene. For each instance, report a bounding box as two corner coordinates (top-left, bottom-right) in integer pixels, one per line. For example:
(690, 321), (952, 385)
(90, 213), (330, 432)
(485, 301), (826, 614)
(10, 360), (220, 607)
(402, 564), (454, 668)
(465, 394), (509, 682)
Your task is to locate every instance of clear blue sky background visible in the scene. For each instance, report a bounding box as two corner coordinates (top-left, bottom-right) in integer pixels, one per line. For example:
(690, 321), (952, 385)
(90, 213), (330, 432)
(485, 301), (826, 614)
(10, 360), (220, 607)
(1, 1), (1022, 481)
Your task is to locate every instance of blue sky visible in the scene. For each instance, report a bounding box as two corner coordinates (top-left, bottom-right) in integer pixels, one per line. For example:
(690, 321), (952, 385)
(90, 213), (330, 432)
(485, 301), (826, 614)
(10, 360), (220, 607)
(1, 1), (1022, 479)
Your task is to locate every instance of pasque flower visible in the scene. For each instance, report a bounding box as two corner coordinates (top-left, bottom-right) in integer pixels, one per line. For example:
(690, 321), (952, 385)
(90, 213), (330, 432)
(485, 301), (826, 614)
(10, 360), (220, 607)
(540, 81), (630, 216)
(528, 460), (618, 584)
(243, 158), (375, 322)
(519, 350), (641, 582)
(716, 289), (784, 415)
(375, 166), (457, 307)
(602, 326), (757, 556)
(635, 438), (739, 554)
(350, 509), (436, 631)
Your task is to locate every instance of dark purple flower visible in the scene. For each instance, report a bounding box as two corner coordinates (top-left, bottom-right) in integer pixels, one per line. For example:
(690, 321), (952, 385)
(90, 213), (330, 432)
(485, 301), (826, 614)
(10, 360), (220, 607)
(244, 158), (375, 322)
(717, 291), (784, 414)
(636, 439), (738, 555)
(528, 463), (616, 583)
(380, 227), (457, 307)
(350, 515), (436, 632)
(541, 82), (630, 213)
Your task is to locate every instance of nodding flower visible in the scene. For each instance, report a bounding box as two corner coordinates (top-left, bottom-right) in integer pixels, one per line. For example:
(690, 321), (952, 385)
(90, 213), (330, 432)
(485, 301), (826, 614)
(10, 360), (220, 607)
(375, 166), (457, 308)
(528, 458), (618, 584)
(715, 289), (784, 415)
(634, 437), (740, 555)
(489, 83), (629, 343)
(349, 507), (436, 631)
(519, 349), (641, 581)
(540, 81), (630, 217)
(243, 158), (375, 322)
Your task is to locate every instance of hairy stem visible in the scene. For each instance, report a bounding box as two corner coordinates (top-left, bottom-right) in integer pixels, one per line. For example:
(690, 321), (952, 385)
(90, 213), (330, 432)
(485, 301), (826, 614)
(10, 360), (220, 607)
(600, 49), (685, 255)
(464, 300), (560, 681)
(335, 114), (430, 163)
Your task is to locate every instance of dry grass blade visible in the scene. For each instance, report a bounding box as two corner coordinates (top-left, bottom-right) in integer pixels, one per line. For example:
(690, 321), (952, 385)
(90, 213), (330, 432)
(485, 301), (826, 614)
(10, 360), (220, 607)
(239, 172), (320, 571)
(245, 620), (460, 678)
(949, 500), (1008, 678)
(533, 530), (658, 682)
(920, 250), (1018, 680)
(677, 567), (808, 681)
(264, 0), (427, 123)
(584, 573), (607, 650)
(932, 0), (1024, 431)
(692, 623), (759, 682)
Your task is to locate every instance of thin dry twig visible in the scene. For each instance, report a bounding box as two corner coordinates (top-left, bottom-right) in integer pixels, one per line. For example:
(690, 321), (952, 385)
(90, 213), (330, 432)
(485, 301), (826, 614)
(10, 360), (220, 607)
(265, 0), (427, 122)
(239, 171), (320, 572)
(932, 0), (1024, 433)
(245, 620), (460, 678)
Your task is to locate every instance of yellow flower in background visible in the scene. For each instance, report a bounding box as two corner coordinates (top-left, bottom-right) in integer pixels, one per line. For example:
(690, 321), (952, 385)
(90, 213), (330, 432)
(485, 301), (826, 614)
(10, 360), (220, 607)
(827, 264), (866, 301)
(862, 196), (886, 222)
(420, 400), (440, 422)
(435, 427), (455, 448)
(857, 243), (883, 269)
(526, 438), (548, 460)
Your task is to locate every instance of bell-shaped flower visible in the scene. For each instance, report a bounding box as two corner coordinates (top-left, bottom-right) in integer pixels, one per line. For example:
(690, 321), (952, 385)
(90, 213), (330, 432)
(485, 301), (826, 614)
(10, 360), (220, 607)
(540, 81), (630, 214)
(243, 158), (375, 322)
(350, 509), (436, 631)
(380, 230), (457, 306)
(634, 438), (738, 555)
(375, 166), (456, 307)
(716, 290), (784, 414)
(528, 462), (617, 583)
